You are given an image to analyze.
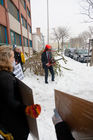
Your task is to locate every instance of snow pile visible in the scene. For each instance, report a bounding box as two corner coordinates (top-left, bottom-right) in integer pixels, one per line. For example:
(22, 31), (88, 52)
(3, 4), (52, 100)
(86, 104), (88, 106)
(23, 56), (93, 140)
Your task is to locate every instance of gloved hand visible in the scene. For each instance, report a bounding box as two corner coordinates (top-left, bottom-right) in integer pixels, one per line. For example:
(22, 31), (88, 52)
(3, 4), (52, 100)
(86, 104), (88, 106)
(25, 104), (41, 118)
(52, 109), (63, 125)
(46, 63), (51, 67)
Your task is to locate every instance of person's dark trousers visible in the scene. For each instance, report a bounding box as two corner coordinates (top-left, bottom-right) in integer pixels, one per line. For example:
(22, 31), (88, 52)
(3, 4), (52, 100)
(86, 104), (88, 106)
(49, 66), (54, 81)
(55, 122), (75, 140)
(21, 63), (23, 71)
(44, 66), (54, 83)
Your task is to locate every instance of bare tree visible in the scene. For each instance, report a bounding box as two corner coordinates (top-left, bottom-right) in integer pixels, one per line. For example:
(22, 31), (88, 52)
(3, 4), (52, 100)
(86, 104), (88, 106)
(79, 31), (91, 48)
(69, 30), (91, 49)
(89, 26), (93, 36)
(81, 0), (93, 66)
(69, 37), (84, 48)
(52, 28), (61, 52)
(80, 0), (93, 22)
(58, 27), (69, 51)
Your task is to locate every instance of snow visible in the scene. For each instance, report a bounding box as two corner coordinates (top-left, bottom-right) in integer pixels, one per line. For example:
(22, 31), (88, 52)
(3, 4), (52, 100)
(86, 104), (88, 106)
(22, 56), (93, 140)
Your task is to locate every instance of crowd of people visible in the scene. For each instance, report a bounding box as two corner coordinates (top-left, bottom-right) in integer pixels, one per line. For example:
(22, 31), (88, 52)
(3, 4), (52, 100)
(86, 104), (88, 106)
(0, 45), (75, 140)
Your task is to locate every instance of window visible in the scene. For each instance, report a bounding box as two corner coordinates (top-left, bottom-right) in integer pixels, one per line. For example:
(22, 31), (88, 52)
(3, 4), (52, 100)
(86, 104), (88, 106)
(7, 0), (20, 21)
(0, 0), (3, 6)
(20, 0), (26, 10)
(25, 20), (27, 29)
(28, 24), (31, 33)
(27, 39), (28, 47)
(30, 27), (31, 33)
(23, 37), (25, 46)
(10, 30), (21, 46)
(24, 1), (26, 10)
(29, 40), (32, 47)
(15, 33), (21, 45)
(23, 37), (28, 47)
(0, 25), (8, 44)
(17, 10), (20, 22)
(27, 8), (29, 16)
(21, 14), (27, 29)
(27, 7), (31, 18)
(10, 31), (15, 44)
(21, 15), (24, 25)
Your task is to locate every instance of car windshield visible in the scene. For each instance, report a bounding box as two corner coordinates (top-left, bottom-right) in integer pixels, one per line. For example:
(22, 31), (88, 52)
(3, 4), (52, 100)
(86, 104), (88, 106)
(70, 48), (76, 52)
(77, 49), (88, 54)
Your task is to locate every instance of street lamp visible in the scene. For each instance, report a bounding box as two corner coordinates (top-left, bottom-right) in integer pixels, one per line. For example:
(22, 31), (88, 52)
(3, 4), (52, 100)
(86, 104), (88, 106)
(47, 0), (49, 44)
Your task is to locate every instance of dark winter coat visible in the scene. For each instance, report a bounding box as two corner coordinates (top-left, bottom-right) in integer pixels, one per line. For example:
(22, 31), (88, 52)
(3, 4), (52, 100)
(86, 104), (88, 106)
(41, 51), (52, 68)
(55, 122), (75, 140)
(14, 51), (23, 66)
(0, 71), (29, 140)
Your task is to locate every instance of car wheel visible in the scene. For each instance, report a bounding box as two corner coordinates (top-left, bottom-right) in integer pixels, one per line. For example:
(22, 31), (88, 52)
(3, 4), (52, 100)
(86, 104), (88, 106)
(77, 57), (80, 62)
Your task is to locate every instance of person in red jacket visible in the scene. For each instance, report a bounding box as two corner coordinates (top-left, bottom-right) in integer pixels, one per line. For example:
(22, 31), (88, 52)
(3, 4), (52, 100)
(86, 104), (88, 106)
(41, 44), (55, 84)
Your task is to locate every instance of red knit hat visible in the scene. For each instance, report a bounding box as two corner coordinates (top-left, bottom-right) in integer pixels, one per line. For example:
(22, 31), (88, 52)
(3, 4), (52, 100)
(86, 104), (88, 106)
(45, 44), (51, 50)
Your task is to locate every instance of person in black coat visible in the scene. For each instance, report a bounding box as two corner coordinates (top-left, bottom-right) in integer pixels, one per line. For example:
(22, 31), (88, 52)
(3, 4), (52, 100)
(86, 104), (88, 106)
(13, 47), (23, 70)
(0, 46), (41, 140)
(41, 44), (55, 84)
(52, 109), (75, 140)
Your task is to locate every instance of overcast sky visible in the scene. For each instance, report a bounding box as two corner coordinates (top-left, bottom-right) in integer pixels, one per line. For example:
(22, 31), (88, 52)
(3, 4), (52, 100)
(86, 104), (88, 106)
(31, 0), (92, 42)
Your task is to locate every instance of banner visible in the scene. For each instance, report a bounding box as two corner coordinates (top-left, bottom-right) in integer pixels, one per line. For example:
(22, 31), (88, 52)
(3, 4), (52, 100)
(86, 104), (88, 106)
(13, 63), (24, 80)
(16, 78), (39, 140)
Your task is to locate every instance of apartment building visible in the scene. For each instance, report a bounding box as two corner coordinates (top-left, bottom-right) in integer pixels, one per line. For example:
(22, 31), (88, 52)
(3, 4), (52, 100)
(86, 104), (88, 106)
(0, 0), (32, 55)
(32, 28), (45, 52)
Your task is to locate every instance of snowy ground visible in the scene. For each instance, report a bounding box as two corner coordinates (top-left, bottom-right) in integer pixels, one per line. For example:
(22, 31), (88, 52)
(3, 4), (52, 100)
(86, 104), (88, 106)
(23, 56), (93, 140)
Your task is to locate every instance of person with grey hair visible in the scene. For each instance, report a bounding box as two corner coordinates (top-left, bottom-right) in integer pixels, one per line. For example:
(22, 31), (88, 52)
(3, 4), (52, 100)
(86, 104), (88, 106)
(0, 46), (41, 140)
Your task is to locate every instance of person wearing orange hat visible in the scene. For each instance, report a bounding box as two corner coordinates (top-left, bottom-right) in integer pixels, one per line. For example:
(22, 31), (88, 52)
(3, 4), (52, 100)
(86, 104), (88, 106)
(41, 44), (55, 84)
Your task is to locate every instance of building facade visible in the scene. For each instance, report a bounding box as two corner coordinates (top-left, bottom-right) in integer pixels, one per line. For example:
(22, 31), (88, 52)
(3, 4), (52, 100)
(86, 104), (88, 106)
(0, 0), (32, 55)
(32, 28), (45, 52)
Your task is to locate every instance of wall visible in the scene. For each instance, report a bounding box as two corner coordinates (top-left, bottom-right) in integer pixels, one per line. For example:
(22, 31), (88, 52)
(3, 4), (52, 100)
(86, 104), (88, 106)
(9, 13), (21, 34)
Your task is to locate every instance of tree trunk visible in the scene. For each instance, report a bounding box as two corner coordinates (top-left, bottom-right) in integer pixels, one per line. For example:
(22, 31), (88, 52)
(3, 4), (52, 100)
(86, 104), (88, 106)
(58, 40), (60, 52)
(90, 47), (93, 66)
(61, 38), (64, 52)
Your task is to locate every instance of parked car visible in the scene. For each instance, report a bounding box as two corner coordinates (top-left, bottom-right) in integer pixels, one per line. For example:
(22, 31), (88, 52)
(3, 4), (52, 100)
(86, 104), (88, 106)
(73, 49), (91, 63)
(81, 55), (91, 63)
(64, 49), (71, 57)
(64, 48), (76, 58)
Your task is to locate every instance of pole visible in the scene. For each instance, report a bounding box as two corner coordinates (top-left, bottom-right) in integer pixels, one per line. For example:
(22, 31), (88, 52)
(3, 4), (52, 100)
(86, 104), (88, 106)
(47, 0), (49, 44)
(90, 39), (93, 66)
(87, 42), (90, 66)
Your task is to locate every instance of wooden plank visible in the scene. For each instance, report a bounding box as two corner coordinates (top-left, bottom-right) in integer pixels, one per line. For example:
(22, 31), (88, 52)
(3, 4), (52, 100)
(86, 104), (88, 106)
(55, 89), (93, 140)
(16, 78), (39, 140)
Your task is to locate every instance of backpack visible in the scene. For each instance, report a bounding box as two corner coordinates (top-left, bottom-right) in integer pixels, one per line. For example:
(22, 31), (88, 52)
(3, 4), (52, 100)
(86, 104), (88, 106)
(21, 52), (25, 63)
